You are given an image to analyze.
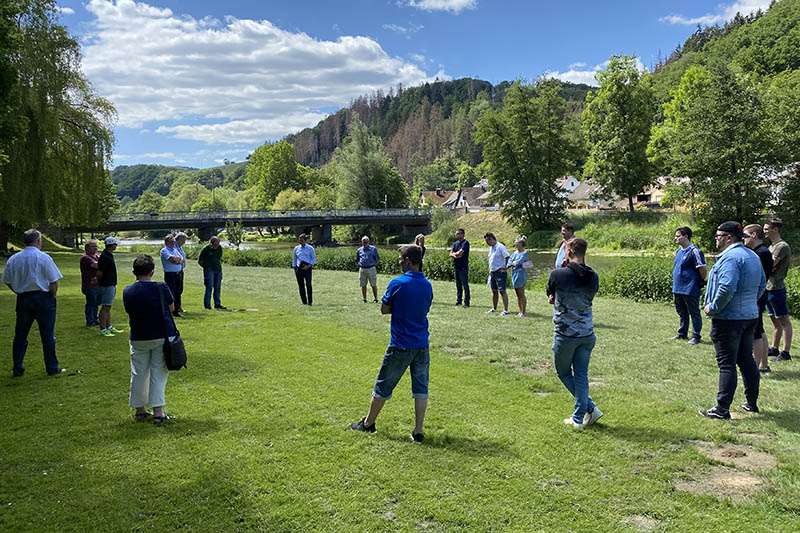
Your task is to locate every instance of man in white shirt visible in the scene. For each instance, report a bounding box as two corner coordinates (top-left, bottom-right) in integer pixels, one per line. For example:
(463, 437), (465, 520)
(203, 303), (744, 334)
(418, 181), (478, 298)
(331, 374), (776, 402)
(2, 229), (66, 376)
(484, 232), (510, 315)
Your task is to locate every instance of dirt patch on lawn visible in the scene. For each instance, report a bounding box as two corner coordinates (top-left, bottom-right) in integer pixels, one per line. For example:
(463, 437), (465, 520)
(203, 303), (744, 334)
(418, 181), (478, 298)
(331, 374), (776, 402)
(673, 466), (763, 503)
(739, 432), (773, 443)
(515, 361), (553, 376)
(589, 379), (605, 387)
(690, 440), (777, 470)
(441, 346), (477, 360)
(624, 515), (662, 532)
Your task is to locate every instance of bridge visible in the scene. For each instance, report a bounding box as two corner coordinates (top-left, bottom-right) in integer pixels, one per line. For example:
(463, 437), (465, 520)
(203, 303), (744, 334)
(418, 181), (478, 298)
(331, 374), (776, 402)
(77, 208), (432, 242)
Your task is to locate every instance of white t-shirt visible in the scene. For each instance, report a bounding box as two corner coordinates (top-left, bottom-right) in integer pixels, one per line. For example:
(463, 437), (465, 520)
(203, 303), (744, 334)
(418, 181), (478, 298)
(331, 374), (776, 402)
(487, 242), (510, 272)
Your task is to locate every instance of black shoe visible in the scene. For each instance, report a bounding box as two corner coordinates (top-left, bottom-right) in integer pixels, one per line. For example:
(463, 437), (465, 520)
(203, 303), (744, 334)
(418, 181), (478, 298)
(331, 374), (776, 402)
(670, 335), (688, 341)
(47, 368), (68, 376)
(173, 312), (182, 318)
(411, 431), (424, 444)
(454, 302), (462, 307)
(768, 347), (780, 358)
(463, 303), (470, 308)
(214, 305), (227, 310)
(759, 366), (771, 373)
(350, 417), (376, 433)
(12, 369), (24, 377)
(687, 337), (701, 345)
(373, 299), (378, 303)
(699, 406), (731, 419)
(771, 351), (792, 362)
(740, 402), (759, 413)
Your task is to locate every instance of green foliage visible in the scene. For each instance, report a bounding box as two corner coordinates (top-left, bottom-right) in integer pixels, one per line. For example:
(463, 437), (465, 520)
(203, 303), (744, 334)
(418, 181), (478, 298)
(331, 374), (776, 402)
(164, 183), (210, 212)
(135, 190), (165, 213)
(599, 256), (675, 302)
(764, 69), (800, 167)
(582, 55), (655, 212)
(786, 267), (800, 318)
(476, 79), (574, 231)
(246, 140), (304, 207)
(271, 188), (320, 211)
(224, 220), (244, 249)
(190, 195), (227, 212)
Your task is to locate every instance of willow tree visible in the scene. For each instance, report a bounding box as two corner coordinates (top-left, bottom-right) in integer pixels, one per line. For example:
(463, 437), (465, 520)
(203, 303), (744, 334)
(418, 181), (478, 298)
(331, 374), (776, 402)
(0, 0), (116, 250)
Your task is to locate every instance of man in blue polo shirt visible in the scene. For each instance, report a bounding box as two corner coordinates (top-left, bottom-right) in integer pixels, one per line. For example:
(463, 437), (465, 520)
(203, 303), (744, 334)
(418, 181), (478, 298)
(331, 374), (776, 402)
(671, 227), (707, 345)
(356, 235), (380, 303)
(350, 244), (433, 443)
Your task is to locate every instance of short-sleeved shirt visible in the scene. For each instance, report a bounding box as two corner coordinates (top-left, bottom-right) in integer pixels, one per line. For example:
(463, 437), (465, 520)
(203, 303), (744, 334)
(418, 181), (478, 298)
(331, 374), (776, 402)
(487, 242), (510, 272)
(356, 245), (379, 268)
(160, 246), (183, 273)
(382, 271), (433, 349)
(672, 244), (706, 296)
(123, 281), (177, 341)
(198, 244), (223, 272)
(452, 239), (470, 271)
(753, 243), (773, 306)
(176, 244), (187, 271)
(1, 246), (63, 293)
(97, 249), (117, 287)
(768, 240), (791, 291)
(80, 253), (100, 290)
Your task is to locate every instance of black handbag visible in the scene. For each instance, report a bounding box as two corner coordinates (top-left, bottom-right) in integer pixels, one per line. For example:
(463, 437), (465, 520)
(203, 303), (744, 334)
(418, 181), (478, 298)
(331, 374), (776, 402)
(158, 283), (187, 370)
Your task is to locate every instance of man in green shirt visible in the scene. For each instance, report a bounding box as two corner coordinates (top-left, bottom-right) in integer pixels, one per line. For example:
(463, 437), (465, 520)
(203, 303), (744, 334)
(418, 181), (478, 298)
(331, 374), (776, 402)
(764, 220), (792, 362)
(198, 236), (226, 310)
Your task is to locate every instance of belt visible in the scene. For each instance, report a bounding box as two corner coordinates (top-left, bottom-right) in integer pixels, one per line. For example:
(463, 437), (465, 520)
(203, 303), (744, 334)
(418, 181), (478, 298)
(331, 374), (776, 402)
(360, 265), (376, 269)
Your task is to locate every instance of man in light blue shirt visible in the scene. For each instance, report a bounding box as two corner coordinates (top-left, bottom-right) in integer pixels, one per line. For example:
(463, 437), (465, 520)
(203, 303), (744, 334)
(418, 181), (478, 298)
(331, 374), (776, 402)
(2, 229), (66, 376)
(356, 235), (380, 303)
(292, 233), (316, 305)
(700, 222), (765, 420)
(160, 234), (184, 317)
(484, 232), (510, 315)
(174, 233), (188, 313)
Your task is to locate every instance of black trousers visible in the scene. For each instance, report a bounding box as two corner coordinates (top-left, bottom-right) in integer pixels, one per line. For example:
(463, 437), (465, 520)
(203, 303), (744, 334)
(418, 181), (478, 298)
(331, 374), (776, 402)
(294, 267), (312, 305)
(710, 318), (760, 409)
(164, 272), (181, 313)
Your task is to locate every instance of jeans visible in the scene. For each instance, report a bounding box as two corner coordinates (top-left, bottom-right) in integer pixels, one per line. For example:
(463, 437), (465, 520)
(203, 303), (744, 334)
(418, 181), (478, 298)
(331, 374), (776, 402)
(164, 272), (181, 313)
(674, 293), (702, 338)
(13, 292), (59, 375)
(295, 267), (313, 305)
(203, 269), (223, 309)
(455, 268), (470, 305)
(82, 287), (101, 326)
(552, 333), (597, 424)
(373, 346), (430, 400)
(710, 319), (759, 410)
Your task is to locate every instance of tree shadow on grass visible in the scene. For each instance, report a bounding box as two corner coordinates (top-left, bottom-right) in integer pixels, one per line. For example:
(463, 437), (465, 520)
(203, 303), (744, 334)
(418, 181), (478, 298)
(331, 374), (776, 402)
(757, 409), (800, 433)
(764, 369), (800, 381)
(383, 432), (517, 459)
(589, 422), (694, 446)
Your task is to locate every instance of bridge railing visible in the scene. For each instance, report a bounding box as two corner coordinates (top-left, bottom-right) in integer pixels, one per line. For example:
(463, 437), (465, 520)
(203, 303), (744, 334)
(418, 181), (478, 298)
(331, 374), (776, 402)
(109, 208), (431, 223)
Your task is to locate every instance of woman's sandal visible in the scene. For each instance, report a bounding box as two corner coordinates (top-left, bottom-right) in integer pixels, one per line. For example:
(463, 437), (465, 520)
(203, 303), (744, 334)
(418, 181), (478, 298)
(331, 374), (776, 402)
(134, 411), (152, 421)
(152, 414), (174, 425)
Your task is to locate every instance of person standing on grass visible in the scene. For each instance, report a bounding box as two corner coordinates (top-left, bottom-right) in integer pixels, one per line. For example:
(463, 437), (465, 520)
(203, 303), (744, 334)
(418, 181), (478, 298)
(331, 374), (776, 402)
(554, 223), (575, 269)
(350, 245), (433, 443)
(415, 234), (426, 273)
(98, 236), (124, 337)
(508, 235), (529, 318)
(670, 227), (707, 345)
(546, 238), (601, 430)
(484, 232), (510, 316)
(2, 229), (66, 377)
(160, 234), (184, 318)
(292, 233), (316, 306)
(198, 236), (226, 310)
(356, 235), (380, 303)
(450, 228), (470, 307)
(764, 219), (792, 362)
(80, 239), (101, 327)
(174, 232), (188, 314)
(700, 222), (765, 419)
(123, 254), (176, 425)
(744, 224), (773, 373)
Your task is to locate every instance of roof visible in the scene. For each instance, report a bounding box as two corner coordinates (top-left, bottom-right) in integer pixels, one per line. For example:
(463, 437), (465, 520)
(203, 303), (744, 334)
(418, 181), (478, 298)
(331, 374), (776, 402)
(420, 189), (455, 206)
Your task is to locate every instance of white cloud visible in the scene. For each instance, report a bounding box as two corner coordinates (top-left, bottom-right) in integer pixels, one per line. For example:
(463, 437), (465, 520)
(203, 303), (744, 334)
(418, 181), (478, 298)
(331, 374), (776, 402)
(543, 57), (645, 86)
(81, 0), (446, 145)
(57, 6), (76, 15)
(410, 53), (427, 63)
(569, 62), (587, 69)
(660, 0), (775, 26)
(405, 0), (477, 14)
(383, 22), (424, 37)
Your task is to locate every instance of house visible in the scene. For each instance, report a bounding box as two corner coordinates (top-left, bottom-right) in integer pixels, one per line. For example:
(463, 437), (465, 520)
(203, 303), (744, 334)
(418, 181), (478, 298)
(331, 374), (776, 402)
(420, 188), (455, 207)
(557, 176), (581, 197)
(442, 183), (491, 209)
(567, 180), (624, 209)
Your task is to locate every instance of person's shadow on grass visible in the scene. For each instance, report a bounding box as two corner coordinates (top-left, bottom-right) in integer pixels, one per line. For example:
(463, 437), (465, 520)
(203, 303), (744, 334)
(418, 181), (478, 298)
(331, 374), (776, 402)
(383, 432), (516, 458)
(758, 409), (800, 433)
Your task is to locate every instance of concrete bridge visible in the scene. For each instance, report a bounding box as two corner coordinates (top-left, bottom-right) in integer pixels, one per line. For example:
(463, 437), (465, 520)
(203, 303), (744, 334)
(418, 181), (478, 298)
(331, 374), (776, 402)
(77, 208), (432, 242)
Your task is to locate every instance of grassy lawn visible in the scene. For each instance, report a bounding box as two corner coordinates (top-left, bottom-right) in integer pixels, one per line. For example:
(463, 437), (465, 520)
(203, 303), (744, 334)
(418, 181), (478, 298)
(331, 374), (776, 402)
(1, 251), (799, 532)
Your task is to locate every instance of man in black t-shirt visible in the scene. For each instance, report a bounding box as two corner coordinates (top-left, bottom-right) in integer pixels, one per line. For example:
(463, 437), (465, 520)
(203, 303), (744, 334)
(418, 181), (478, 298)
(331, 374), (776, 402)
(97, 236), (124, 337)
(449, 228), (470, 307)
(744, 224), (774, 373)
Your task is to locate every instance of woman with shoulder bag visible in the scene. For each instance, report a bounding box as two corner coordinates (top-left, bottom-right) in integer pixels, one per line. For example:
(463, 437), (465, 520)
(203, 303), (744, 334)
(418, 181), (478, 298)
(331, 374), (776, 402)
(122, 254), (177, 425)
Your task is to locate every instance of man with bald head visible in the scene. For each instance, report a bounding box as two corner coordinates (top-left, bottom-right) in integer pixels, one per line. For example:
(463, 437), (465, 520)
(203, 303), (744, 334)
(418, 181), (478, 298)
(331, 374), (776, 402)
(198, 235), (226, 310)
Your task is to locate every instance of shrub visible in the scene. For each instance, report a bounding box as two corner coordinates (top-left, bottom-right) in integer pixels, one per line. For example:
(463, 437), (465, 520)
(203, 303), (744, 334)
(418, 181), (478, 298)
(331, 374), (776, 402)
(599, 256), (674, 302)
(786, 267), (800, 317)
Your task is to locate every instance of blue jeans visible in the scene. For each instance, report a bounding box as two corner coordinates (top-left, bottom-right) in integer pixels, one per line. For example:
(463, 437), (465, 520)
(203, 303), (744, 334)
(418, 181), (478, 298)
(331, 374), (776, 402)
(203, 269), (223, 309)
(373, 346), (430, 400)
(82, 287), (100, 326)
(455, 268), (470, 305)
(13, 292), (60, 375)
(674, 293), (702, 339)
(552, 333), (596, 424)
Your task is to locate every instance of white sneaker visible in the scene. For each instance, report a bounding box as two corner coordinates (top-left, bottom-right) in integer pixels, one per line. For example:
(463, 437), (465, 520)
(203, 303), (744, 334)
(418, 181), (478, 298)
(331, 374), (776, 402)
(486, 308), (496, 313)
(564, 417), (584, 430)
(583, 407), (603, 427)
(500, 310), (510, 316)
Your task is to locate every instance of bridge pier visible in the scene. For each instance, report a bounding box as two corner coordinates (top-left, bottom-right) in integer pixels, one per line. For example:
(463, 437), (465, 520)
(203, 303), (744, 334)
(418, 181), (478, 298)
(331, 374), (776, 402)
(197, 226), (216, 242)
(311, 224), (332, 244)
(402, 223), (431, 236)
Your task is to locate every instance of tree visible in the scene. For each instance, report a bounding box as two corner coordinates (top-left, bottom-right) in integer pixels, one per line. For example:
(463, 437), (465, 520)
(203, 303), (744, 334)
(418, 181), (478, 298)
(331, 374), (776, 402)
(582, 55), (654, 212)
(225, 219), (244, 249)
(475, 79), (574, 231)
(190, 195), (227, 212)
(649, 61), (770, 233)
(245, 140), (304, 207)
(135, 191), (165, 213)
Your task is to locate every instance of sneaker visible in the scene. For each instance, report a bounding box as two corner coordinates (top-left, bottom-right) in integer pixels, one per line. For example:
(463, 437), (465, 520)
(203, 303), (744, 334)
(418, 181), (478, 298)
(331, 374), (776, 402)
(108, 326), (124, 334)
(349, 417), (377, 434)
(759, 366), (771, 374)
(740, 402), (759, 413)
(454, 302), (462, 307)
(768, 347), (780, 358)
(583, 407), (603, 427)
(411, 431), (424, 444)
(772, 351), (792, 362)
(687, 337), (701, 345)
(500, 310), (510, 316)
(486, 308), (496, 313)
(698, 406), (731, 419)
(564, 417), (583, 429)
(463, 303), (470, 308)
(100, 329), (115, 337)
(670, 335), (688, 341)
(214, 305), (227, 310)
(363, 299), (367, 303)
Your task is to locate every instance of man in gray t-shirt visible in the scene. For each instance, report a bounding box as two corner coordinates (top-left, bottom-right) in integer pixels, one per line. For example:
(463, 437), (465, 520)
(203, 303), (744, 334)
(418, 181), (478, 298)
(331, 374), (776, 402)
(764, 219), (792, 362)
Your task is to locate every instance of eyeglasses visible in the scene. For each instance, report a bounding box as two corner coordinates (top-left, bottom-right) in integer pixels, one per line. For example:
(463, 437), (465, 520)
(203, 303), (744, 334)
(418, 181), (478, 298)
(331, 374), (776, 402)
(714, 233), (730, 239)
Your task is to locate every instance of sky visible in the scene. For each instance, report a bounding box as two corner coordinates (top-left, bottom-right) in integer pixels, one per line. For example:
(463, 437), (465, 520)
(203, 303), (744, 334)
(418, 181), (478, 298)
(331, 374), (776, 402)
(55, 0), (777, 169)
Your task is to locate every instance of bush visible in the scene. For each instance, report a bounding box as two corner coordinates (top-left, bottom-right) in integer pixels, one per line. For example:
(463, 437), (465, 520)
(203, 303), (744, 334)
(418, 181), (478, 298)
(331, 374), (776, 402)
(599, 256), (675, 302)
(786, 267), (800, 317)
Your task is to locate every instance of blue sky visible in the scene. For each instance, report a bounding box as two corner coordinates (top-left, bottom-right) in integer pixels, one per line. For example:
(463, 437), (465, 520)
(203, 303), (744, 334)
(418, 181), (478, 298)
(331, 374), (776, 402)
(56, 0), (776, 169)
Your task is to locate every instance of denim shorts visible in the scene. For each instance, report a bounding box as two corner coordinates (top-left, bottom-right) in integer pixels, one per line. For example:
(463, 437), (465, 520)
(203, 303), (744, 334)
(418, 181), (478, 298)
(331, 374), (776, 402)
(489, 271), (507, 292)
(766, 288), (789, 318)
(98, 285), (116, 306)
(372, 346), (430, 400)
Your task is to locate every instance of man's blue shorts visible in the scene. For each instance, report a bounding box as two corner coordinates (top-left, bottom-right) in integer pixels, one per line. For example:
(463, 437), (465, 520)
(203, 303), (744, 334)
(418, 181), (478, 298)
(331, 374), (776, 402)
(372, 346), (429, 400)
(98, 285), (116, 306)
(766, 288), (789, 319)
(489, 271), (508, 292)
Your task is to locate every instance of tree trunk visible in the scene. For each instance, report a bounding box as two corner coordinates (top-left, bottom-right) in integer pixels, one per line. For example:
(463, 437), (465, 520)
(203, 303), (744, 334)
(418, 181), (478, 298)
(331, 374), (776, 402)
(628, 196), (635, 212)
(0, 220), (9, 253)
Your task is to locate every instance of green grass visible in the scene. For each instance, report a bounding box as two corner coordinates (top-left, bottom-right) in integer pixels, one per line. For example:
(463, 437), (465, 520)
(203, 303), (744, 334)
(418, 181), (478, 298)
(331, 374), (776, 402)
(1, 252), (799, 531)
